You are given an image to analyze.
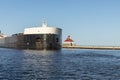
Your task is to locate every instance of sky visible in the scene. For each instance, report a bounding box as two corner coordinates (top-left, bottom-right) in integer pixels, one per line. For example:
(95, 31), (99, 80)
(0, 0), (120, 46)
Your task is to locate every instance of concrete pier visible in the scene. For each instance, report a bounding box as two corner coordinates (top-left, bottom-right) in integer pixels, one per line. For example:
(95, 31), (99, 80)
(62, 45), (120, 50)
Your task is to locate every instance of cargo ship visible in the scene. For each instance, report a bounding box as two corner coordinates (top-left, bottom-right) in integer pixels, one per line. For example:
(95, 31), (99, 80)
(0, 20), (62, 50)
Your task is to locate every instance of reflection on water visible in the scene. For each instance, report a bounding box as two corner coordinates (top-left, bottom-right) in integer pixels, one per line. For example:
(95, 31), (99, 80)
(0, 48), (120, 79)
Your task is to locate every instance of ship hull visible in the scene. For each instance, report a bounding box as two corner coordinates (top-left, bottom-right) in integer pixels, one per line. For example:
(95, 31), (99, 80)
(0, 34), (61, 50)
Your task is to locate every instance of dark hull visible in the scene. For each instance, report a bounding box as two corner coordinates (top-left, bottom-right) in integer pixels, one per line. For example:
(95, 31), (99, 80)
(0, 34), (61, 50)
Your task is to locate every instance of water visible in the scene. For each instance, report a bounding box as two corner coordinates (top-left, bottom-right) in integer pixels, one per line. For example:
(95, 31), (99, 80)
(0, 48), (120, 80)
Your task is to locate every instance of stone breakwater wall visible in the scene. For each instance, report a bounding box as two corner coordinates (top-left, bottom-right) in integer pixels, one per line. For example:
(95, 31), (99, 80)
(62, 45), (120, 50)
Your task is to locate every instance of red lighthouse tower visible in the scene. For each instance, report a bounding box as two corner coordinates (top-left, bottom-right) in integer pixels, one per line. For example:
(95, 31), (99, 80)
(63, 35), (76, 47)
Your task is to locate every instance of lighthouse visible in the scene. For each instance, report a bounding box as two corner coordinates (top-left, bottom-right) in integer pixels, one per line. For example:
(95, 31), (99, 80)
(62, 35), (76, 47)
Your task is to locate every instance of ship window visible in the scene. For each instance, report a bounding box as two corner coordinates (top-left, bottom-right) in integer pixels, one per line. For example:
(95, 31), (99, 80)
(36, 37), (41, 42)
(56, 38), (59, 42)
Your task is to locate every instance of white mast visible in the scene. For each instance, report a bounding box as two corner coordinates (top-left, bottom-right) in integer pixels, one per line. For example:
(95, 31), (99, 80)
(42, 19), (47, 27)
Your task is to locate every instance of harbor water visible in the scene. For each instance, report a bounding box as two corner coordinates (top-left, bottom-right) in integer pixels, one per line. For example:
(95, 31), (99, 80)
(0, 48), (120, 80)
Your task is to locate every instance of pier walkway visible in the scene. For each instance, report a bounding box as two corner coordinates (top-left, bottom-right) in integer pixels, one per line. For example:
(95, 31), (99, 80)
(62, 45), (120, 50)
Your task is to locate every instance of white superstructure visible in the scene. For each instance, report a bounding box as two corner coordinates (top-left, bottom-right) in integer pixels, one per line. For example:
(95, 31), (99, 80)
(24, 20), (61, 35)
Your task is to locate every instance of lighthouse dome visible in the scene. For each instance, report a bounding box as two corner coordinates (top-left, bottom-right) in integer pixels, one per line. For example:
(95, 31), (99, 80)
(64, 35), (74, 42)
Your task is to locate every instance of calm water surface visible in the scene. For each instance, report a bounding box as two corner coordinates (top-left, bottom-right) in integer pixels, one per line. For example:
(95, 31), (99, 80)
(0, 48), (120, 80)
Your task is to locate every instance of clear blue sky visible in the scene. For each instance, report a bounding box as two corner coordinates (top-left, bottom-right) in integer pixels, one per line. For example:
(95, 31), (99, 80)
(0, 0), (120, 46)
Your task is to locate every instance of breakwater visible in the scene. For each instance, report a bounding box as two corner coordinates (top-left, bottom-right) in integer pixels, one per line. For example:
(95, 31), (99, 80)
(62, 45), (120, 50)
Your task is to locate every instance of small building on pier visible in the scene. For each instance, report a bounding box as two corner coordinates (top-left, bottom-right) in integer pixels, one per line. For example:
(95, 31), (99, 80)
(62, 35), (76, 47)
